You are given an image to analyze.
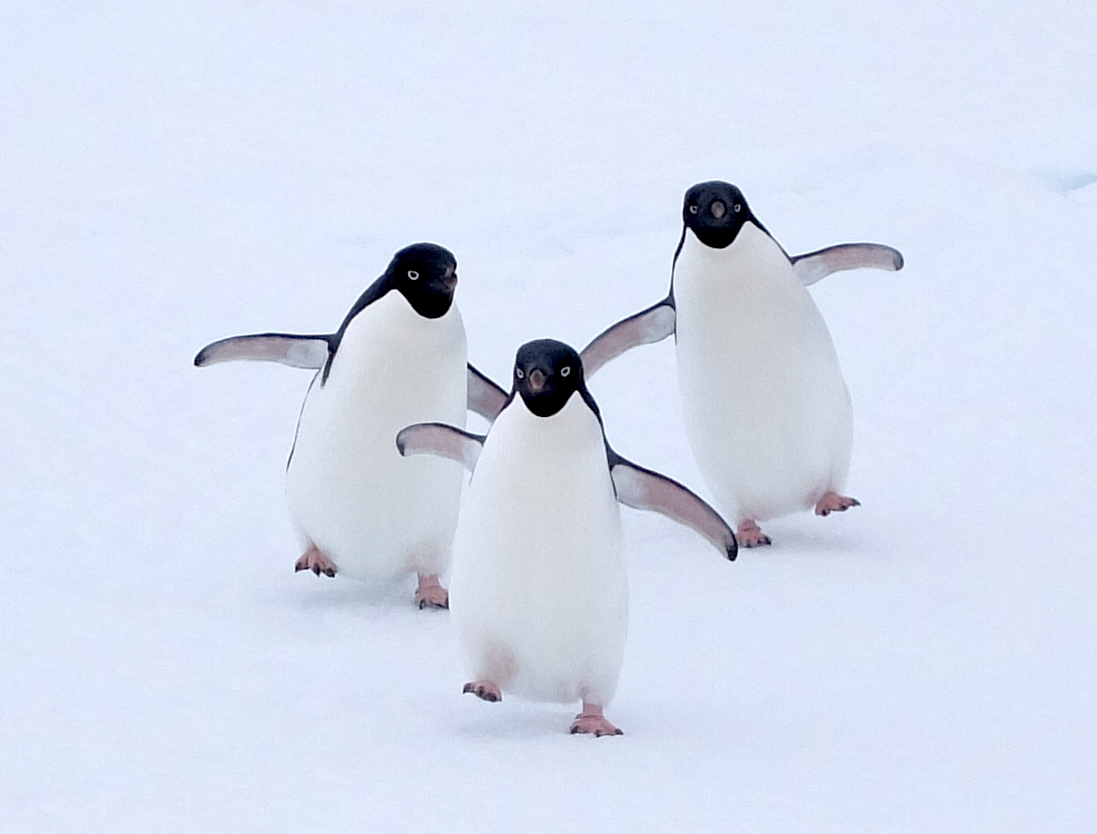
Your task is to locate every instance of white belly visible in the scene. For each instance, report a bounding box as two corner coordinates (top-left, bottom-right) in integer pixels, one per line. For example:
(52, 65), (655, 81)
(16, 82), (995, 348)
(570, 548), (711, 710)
(450, 396), (627, 705)
(673, 224), (852, 522)
(285, 292), (467, 580)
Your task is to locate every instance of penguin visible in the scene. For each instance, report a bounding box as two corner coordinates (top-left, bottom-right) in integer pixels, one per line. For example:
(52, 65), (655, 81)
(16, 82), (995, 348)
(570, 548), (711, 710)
(194, 242), (507, 607)
(397, 339), (737, 736)
(581, 181), (904, 547)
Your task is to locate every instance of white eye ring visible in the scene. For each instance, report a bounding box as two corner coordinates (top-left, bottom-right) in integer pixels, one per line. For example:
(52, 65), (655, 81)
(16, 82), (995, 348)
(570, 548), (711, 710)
(689, 205), (699, 215)
(516, 368), (525, 379)
(560, 366), (571, 377)
(408, 270), (419, 280)
(733, 204), (741, 213)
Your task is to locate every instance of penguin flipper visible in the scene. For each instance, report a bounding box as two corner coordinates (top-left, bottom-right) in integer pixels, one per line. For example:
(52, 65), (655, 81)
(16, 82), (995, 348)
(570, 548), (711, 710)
(194, 333), (333, 369)
(580, 299), (676, 377)
(791, 244), (905, 286)
(396, 422), (484, 473)
(609, 456), (737, 561)
(467, 364), (508, 422)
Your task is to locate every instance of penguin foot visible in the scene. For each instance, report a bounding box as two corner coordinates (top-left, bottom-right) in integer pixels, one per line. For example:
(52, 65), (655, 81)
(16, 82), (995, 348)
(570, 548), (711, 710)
(295, 545), (337, 577)
(570, 703), (622, 737)
(815, 493), (861, 517)
(736, 520), (772, 548)
(414, 574), (449, 609)
(463, 680), (502, 702)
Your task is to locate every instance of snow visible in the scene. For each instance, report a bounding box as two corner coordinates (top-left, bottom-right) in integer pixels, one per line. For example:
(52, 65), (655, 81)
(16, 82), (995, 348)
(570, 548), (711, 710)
(2, 2), (1095, 831)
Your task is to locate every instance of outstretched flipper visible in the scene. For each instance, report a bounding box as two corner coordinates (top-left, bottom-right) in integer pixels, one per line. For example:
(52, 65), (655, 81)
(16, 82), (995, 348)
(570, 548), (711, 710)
(580, 299), (676, 377)
(609, 454), (737, 560)
(791, 243), (904, 287)
(196, 335), (506, 424)
(194, 333), (333, 369)
(467, 364), (508, 421)
(396, 422), (485, 473)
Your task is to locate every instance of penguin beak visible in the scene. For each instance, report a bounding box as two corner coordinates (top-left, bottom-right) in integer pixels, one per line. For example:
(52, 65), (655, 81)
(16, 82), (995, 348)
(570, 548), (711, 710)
(528, 368), (547, 392)
(710, 200), (726, 219)
(441, 268), (458, 292)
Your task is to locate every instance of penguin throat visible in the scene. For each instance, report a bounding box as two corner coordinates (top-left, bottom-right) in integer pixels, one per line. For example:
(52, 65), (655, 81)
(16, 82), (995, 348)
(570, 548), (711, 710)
(397, 284), (455, 319)
(519, 385), (577, 418)
(686, 221), (744, 250)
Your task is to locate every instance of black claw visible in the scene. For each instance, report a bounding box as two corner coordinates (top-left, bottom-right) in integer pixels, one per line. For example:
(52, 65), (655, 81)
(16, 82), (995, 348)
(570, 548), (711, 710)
(294, 564), (304, 572)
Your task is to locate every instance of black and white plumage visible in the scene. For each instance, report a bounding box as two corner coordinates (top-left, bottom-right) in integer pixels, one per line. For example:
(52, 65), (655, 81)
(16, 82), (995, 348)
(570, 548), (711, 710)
(581, 181), (903, 546)
(195, 243), (506, 604)
(398, 339), (736, 735)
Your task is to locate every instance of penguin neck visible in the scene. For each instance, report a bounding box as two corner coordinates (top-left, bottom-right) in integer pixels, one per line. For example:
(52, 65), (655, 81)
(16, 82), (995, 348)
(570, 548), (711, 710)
(325, 292), (465, 389)
(674, 221), (795, 305)
(491, 393), (606, 465)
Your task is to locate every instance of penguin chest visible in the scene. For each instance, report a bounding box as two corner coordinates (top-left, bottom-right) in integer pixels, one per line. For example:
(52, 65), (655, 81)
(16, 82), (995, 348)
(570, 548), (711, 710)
(673, 225), (852, 518)
(286, 293), (467, 576)
(450, 397), (627, 703)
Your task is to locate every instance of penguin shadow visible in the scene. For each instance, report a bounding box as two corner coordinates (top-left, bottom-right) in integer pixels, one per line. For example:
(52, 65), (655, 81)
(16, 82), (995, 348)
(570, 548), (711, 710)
(451, 703), (590, 741)
(279, 574), (425, 612)
(754, 522), (876, 558)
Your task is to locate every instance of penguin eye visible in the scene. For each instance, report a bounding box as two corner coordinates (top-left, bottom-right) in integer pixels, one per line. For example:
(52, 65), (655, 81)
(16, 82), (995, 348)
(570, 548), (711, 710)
(560, 366), (571, 377)
(733, 204), (741, 213)
(688, 204), (699, 215)
(407, 270), (419, 281)
(516, 368), (525, 379)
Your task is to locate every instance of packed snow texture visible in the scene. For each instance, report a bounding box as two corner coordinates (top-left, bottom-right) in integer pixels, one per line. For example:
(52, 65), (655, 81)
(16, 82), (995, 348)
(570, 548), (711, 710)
(2, 2), (1095, 831)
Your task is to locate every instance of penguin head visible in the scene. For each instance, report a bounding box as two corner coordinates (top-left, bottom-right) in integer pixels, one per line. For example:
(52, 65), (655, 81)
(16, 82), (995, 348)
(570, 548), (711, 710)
(682, 181), (753, 249)
(512, 339), (585, 418)
(386, 242), (458, 319)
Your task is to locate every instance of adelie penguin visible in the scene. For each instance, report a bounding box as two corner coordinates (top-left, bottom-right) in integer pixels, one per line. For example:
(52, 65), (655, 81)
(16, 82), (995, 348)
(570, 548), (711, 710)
(194, 243), (507, 607)
(581, 181), (904, 547)
(397, 339), (737, 736)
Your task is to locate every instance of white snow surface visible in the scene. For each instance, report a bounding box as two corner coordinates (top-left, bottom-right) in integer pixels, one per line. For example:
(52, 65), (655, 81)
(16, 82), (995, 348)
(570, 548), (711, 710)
(2, 2), (1095, 831)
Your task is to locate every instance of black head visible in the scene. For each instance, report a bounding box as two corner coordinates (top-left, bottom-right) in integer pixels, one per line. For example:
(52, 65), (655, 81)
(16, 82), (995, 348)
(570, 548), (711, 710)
(387, 242), (458, 318)
(682, 181), (754, 249)
(512, 339), (587, 418)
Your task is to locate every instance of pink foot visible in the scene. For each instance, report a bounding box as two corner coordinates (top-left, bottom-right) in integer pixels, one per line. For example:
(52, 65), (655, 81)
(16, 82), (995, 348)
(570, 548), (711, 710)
(815, 492), (861, 517)
(414, 574), (449, 609)
(736, 520), (772, 548)
(569, 702), (622, 737)
(295, 544), (337, 577)
(463, 680), (502, 702)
